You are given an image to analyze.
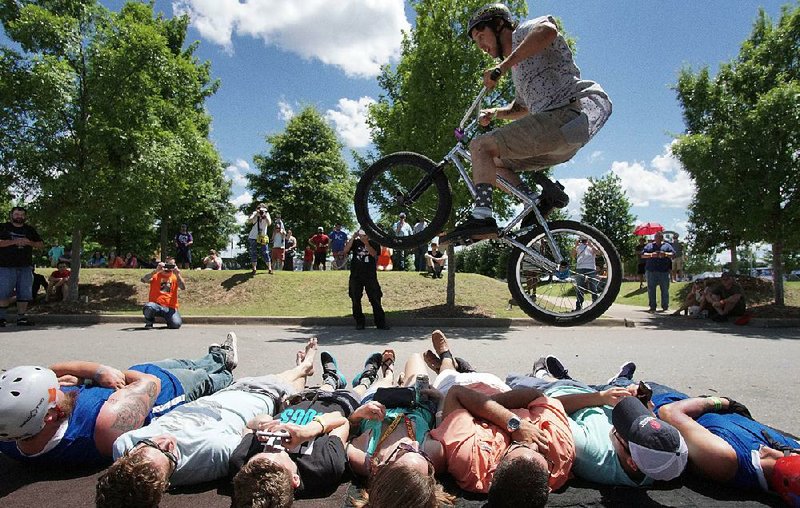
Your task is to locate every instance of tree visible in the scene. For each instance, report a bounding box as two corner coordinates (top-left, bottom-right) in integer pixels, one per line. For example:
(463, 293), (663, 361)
(1, 1), (233, 297)
(672, 4), (800, 305)
(580, 173), (636, 261)
(247, 106), (356, 246)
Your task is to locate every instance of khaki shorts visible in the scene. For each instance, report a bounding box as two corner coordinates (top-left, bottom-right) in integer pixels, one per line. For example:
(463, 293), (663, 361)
(672, 256), (684, 271)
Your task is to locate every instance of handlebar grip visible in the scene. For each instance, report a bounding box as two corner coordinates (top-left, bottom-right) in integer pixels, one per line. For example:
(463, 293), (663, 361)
(490, 67), (502, 81)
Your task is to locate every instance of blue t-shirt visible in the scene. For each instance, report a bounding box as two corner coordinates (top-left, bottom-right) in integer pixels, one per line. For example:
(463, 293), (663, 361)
(642, 241), (675, 272)
(653, 391), (800, 491)
(329, 230), (348, 252)
(0, 365), (184, 466)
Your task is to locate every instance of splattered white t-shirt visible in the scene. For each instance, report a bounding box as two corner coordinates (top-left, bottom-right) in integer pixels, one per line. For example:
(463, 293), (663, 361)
(511, 17), (608, 113)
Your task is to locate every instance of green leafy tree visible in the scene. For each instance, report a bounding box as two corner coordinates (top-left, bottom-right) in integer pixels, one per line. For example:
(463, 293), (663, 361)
(1, 1), (232, 296)
(247, 106), (356, 247)
(580, 173), (636, 261)
(672, 4), (800, 305)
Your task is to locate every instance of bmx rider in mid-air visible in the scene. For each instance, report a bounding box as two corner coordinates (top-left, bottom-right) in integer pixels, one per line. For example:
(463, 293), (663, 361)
(440, 3), (612, 245)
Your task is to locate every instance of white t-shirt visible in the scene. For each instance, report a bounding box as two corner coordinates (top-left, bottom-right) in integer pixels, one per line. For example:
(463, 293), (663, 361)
(112, 377), (292, 486)
(248, 214), (271, 240)
(433, 370), (510, 397)
(272, 229), (285, 248)
(575, 243), (597, 270)
(511, 17), (607, 113)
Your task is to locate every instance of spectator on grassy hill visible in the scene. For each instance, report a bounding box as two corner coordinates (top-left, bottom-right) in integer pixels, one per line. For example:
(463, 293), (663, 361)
(174, 224), (193, 270)
(46, 260), (71, 302)
(108, 251), (125, 268)
(248, 204), (273, 275)
(670, 233), (684, 282)
(329, 223), (349, 270)
(0, 206), (44, 327)
(704, 271), (746, 322)
(140, 257), (185, 329)
(284, 229), (297, 271)
(642, 232), (674, 313)
(573, 237), (599, 311)
(31, 266), (48, 304)
(672, 279), (708, 317)
(88, 251), (107, 268)
(303, 245), (313, 271)
(377, 245), (393, 271)
(425, 242), (446, 279)
(48, 244), (65, 267)
(0, 335), (237, 468)
(391, 213), (413, 271)
(203, 250), (223, 270)
(343, 228), (388, 330)
(95, 338), (315, 507)
(309, 227), (330, 271)
(634, 237), (647, 289)
(271, 214), (286, 273)
(124, 252), (138, 269)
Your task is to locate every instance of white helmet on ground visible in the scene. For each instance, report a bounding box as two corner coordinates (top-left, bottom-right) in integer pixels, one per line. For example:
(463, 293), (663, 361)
(0, 366), (60, 441)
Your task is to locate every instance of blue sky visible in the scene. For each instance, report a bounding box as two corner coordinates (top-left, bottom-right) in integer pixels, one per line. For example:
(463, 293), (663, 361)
(9, 1), (793, 255)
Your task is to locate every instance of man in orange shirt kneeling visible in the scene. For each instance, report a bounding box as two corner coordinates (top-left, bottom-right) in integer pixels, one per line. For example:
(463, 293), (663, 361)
(141, 257), (185, 329)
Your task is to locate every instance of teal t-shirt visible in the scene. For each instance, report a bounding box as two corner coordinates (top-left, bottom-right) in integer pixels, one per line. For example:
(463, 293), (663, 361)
(544, 384), (653, 487)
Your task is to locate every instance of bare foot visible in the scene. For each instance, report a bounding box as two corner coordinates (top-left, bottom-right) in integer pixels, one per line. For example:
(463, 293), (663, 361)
(297, 337), (317, 377)
(431, 329), (450, 356)
(423, 350), (441, 373)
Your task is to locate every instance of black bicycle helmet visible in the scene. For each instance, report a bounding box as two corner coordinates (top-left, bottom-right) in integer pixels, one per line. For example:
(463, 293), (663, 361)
(466, 3), (515, 39)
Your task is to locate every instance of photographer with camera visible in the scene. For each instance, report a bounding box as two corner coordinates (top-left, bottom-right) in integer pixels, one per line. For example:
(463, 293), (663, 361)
(343, 227), (388, 330)
(140, 256), (185, 329)
(247, 203), (273, 275)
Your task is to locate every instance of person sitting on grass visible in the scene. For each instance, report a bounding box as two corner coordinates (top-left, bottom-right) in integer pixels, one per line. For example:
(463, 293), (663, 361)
(425, 242), (446, 279)
(672, 279), (708, 317)
(0, 334), (237, 467)
(95, 338), (317, 508)
(704, 271), (746, 322)
(46, 260), (71, 302)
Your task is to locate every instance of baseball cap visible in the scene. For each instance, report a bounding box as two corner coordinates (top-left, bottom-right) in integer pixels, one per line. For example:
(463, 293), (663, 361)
(317, 226), (324, 232)
(612, 397), (688, 481)
(771, 455), (800, 507)
(399, 212), (406, 218)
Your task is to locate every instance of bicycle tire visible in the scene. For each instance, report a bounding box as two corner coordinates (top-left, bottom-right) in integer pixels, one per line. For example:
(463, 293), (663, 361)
(354, 152), (452, 249)
(507, 220), (622, 326)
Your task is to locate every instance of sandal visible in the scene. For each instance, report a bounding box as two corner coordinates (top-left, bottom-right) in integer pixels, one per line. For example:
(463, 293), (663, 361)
(381, 349), (395, 376)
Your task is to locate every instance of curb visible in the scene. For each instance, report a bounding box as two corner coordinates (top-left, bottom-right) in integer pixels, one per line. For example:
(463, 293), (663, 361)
(27, 314), (631, 328)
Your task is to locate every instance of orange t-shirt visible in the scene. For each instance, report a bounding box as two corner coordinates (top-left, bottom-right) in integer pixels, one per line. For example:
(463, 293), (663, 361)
(429, 392), (575, 493)
(147, 273), (179, 309)
(377, 247), (392, 267)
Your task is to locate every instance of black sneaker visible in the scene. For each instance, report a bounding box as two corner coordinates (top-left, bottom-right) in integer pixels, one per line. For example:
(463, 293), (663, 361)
(16, 317), (34, 326)
(439, 216), (498, 245)
(352, 352), (382, 388)
(545, 355), (572, 380)
(320, 351), (347, 389)
(0, 318), (6, 327)
(144, 322), (154, 329)
(608, 361), (636, 383)
(455, 357), (476, 373)
(355, 322), (366, 330)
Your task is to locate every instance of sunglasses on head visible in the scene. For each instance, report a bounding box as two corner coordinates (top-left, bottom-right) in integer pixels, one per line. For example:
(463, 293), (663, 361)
(379, 441), (434, 475)
(135, 438), (178, 472)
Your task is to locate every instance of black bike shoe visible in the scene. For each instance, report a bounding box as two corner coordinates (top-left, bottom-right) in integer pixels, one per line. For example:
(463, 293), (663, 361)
(521, 180), (569, 229)
(439, 216), (498, 245)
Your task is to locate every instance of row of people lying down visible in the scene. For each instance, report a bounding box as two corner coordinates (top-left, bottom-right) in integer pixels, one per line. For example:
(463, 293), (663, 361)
(0, 331), (797, 508)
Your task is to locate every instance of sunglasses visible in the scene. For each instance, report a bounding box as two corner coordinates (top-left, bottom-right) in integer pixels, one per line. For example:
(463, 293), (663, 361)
(379, 441), (434, 475)
(135, 438), (178, 473)
(500, 441), (555, 472)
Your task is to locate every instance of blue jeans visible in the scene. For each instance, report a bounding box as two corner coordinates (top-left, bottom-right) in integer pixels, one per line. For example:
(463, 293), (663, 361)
(150, 350), (233, 402)
(646, 270), (671, 310)
(575, 268), (598, 308)
(248, 238), (271, 266)
(143, 302), (182, 329)
(0, 266), (33, 301)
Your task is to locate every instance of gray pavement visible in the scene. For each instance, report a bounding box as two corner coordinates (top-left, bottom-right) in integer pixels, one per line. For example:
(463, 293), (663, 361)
(1, 321), (798, 434)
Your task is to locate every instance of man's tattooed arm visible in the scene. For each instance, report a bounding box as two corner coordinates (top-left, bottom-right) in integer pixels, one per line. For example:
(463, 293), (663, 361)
(94, 373), (161, 456)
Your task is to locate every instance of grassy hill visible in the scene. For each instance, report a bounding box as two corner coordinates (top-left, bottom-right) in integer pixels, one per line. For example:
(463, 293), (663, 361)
(34, 269), (800, 319)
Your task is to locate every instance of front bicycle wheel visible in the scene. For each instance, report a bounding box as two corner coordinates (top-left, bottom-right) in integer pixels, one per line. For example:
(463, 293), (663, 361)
(507, 220), (622, 326)
(354, 152), (452, 249)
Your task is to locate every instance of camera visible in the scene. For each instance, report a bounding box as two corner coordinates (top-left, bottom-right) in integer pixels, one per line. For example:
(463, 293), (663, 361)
(164, 263), (176, 270)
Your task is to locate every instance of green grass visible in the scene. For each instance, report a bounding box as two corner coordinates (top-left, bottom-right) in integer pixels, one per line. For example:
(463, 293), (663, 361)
(40, 269), (800, 318)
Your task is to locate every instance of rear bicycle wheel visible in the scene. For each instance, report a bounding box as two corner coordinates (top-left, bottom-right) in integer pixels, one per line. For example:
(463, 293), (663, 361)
(507, 220), (622, 326)
(354, 152), (451, 249)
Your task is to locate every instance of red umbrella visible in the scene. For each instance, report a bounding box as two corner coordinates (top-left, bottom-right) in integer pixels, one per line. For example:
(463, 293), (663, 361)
(634, 222), (664, 236)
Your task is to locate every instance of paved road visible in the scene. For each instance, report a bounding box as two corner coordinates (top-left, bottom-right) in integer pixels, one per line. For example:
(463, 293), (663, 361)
(2, 322), (798, 434)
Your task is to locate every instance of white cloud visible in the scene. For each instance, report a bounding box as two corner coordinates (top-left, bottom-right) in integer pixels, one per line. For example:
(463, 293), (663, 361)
(278, 100), (295, 121)
(231, 191), (253, 208)
(560, 177), (592, 218)
(173, 0), (410, 78)
(325, 96), (376, 148)
(587, 150), (604, 164)
(611, 144), (694, 208)
(225, 159), (251, 187)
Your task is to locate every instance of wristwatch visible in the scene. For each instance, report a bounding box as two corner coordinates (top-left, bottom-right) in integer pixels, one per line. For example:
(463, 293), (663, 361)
(506, 415), (521, 433)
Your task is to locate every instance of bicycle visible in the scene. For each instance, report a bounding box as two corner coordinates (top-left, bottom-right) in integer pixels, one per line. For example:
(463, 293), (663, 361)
(354, 87), (622, 326)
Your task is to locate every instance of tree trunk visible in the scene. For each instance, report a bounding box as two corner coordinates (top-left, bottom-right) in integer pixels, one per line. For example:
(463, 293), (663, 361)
(772, 240), (785, 306)
(729, 242), (738, 271)
(160, 219), (169, 262)
(67, 228), (82, 302)
(446, 244), (456, 308)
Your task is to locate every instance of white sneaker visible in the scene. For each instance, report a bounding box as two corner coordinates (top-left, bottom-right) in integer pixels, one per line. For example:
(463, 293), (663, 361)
(221, 332), (239, 370)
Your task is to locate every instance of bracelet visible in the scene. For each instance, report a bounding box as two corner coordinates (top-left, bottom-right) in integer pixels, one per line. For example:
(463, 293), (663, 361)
(312, 416), (326, 434)
(709, 397), (723, 412)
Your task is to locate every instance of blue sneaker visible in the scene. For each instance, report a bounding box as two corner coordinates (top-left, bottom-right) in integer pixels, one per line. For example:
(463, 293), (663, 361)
(352, 352), (382, 388)
(320, 351), (347, 390)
